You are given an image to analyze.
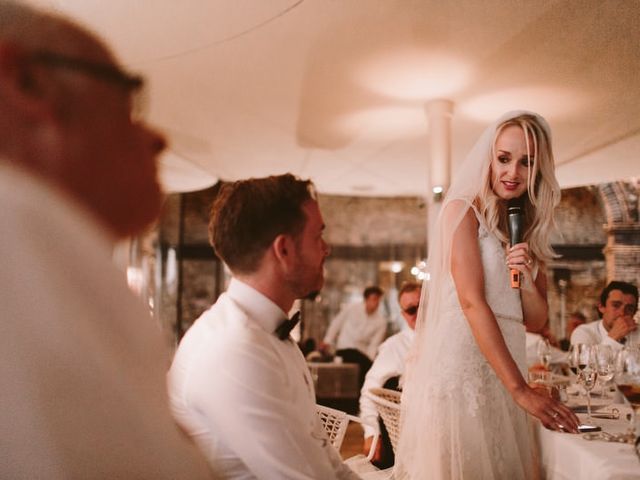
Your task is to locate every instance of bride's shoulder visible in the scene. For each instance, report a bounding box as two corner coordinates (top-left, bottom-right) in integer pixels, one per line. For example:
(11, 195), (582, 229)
(442, 199), (479, 228)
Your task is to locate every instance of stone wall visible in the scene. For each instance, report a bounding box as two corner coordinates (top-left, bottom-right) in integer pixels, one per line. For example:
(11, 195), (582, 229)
(150, 183), (626, 345)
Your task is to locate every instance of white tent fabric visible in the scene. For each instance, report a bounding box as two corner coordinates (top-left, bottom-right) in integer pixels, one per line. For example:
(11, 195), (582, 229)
(30, 0), (640, 195)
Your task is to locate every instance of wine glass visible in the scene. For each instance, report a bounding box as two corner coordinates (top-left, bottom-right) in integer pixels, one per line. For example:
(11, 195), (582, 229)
(568, 343), (581, 377)
(576, 344), (598, 423)
(594, 344), (615, 398)
(614, 346), (640, 437)
(537, 338), (552, 370)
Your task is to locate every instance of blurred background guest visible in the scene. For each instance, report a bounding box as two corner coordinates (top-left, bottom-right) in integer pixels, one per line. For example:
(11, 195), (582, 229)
(322, 285), (388, 387)
(359, 281), (421, 469)
(559, 311), (586, 351)
(0, 2), (212, 478)
(570, 280), (639, 349)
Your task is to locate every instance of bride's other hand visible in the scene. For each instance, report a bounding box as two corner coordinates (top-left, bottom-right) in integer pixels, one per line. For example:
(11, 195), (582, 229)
(512, 385), (579, 433)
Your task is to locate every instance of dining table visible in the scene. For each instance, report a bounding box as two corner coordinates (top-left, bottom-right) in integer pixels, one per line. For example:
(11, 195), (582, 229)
(537, 400), (639, 479)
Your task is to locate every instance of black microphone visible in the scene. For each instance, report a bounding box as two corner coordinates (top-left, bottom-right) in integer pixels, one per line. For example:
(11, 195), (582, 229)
(507, 201), (523, 289)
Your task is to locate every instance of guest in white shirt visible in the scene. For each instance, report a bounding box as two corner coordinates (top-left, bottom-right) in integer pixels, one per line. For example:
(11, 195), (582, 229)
(168, 174), (360, 479)
(359, 281), (421, 468)
(570, 281), (639, 350)
(322, 286), (388, 386)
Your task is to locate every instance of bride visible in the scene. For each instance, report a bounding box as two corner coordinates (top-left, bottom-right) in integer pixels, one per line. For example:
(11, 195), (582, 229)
(394, 111), (579, 479)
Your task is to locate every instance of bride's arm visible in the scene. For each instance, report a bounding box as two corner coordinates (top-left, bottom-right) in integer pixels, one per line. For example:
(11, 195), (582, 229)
(451, 209), (578, 432)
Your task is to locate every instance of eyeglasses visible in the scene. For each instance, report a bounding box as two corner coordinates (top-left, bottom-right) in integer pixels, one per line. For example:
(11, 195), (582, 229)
(31, 50), (144, 90)
(402, 304), (420, 316)
(30, 50), (147, 119)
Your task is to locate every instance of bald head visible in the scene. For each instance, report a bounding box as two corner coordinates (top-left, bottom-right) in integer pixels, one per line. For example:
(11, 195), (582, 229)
(0, 1), (165, 238)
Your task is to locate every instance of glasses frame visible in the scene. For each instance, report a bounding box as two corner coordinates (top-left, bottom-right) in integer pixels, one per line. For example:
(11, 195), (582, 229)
(30, 50), (144, 92)
(402, 304), (419, 316)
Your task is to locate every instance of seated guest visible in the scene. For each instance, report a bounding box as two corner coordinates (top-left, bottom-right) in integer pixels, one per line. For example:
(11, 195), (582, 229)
(571, 281), (639, 349)
(559, 311), (586, 351)
(359, 281), (421, 469)
(322, 286), (388, 387)
(168, 174), (360, 479)
(0, 2), (212, 478)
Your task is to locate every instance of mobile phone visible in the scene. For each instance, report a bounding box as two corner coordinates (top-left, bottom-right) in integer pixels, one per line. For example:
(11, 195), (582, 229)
(578, 424), (601, 433)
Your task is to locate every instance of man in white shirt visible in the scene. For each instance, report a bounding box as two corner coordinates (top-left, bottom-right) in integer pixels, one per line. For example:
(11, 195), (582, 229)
(322, 286), (388, 386)
(359, 281), (420, 468)
(0, 3), (212, 478)
(169, 175), (360, 479)
(570, 281), (639, 349)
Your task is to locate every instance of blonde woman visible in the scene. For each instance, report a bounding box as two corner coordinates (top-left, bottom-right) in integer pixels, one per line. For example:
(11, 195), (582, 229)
(395, 111), (579, 479)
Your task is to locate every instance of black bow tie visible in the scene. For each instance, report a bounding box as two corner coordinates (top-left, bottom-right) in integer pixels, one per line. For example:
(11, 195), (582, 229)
(275, 311), (300, 340)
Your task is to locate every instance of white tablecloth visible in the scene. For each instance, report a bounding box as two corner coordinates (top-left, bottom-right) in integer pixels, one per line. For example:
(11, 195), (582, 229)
(538, 404), (640, 479)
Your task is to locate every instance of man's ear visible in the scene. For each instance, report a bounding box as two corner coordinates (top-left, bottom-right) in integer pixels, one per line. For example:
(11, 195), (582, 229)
(597, 303), (605, 316)
(272, 234), (294, 265)
(0, 42), (53, 119)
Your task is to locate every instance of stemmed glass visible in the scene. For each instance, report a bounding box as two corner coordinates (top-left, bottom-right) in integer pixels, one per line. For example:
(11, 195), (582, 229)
(614, 346), (640, 438)
(594, 345), (615, 398)
(576, 344), (598, 423)
(537, 338), (552, 370)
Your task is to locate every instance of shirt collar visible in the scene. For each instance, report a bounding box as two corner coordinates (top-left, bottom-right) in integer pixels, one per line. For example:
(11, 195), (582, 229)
(226, 278), (288, 335)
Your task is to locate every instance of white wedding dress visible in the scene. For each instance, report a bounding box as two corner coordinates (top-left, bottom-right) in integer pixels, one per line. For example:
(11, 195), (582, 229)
(394, 204), (534, 480)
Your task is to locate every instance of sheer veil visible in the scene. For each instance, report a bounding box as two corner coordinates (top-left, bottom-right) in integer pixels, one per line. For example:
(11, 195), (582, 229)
(395, 111), (552, 476)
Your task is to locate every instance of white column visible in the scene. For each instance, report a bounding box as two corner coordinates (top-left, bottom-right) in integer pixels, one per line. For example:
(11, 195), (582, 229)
(424, 99), (454, 253)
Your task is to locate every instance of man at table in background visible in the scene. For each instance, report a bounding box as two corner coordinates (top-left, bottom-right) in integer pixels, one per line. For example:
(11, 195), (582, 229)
(322, 286), (388, 387)
(0, 2), (212, 478)
(168, 175), (361, 479)
(570, 281), (639, 349)
(359, 281), (421, 469)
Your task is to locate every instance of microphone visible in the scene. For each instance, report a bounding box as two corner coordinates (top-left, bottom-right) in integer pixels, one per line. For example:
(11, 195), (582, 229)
(507, 201), (523, 289)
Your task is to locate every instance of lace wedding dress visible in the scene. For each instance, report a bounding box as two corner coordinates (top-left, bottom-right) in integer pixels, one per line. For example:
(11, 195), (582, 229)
(394, 111), (548, 480)
(395, 207), (532, 479)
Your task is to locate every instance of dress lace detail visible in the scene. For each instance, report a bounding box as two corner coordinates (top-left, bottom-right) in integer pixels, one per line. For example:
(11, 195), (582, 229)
(394, 214), (532, 480)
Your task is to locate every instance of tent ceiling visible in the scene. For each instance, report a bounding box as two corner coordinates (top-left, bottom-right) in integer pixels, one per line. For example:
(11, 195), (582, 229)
(31, 0), (640, 195)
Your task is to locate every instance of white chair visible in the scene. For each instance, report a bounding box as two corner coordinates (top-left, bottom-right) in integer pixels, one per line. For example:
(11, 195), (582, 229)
(364, 388), (401, 454)
(315, 403), (378, 461)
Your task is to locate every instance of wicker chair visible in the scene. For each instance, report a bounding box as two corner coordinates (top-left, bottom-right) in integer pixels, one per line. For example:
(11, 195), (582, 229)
(315, 404), (378, 461)
(364, 387), (401, 454)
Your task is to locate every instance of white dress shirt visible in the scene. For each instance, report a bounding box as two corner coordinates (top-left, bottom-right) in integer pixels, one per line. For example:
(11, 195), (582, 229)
(324, 302), (387, 360)
(570, 319), (640, 350)
(168, 279), (360, 480)
(0, 163), (212, 479)
(359, 329), (414, 438)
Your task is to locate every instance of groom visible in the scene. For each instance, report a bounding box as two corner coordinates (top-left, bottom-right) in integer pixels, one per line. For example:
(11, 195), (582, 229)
(168, 174), (360, 479)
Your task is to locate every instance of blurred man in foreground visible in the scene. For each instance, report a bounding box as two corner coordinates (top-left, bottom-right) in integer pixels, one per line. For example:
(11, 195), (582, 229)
(0, 2), (212, 477)
(169, 175), (361, 479)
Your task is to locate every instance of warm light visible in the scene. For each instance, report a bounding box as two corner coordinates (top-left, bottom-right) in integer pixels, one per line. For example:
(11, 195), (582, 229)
(432, 185), (444, 194)
(460, 86), (585, 121)
(410, 266), (419, 275)
(126, 266), (143, 295)
(355, 47), (470, 100)
(391, 261), (404, 273)
(336, 106), (427, 141)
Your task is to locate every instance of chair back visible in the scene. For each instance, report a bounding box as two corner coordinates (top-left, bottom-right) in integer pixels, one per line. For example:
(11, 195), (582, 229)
(315, 404), (378, 461)
(315, 404), (350, 450)
(365, 387), (401, 454)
